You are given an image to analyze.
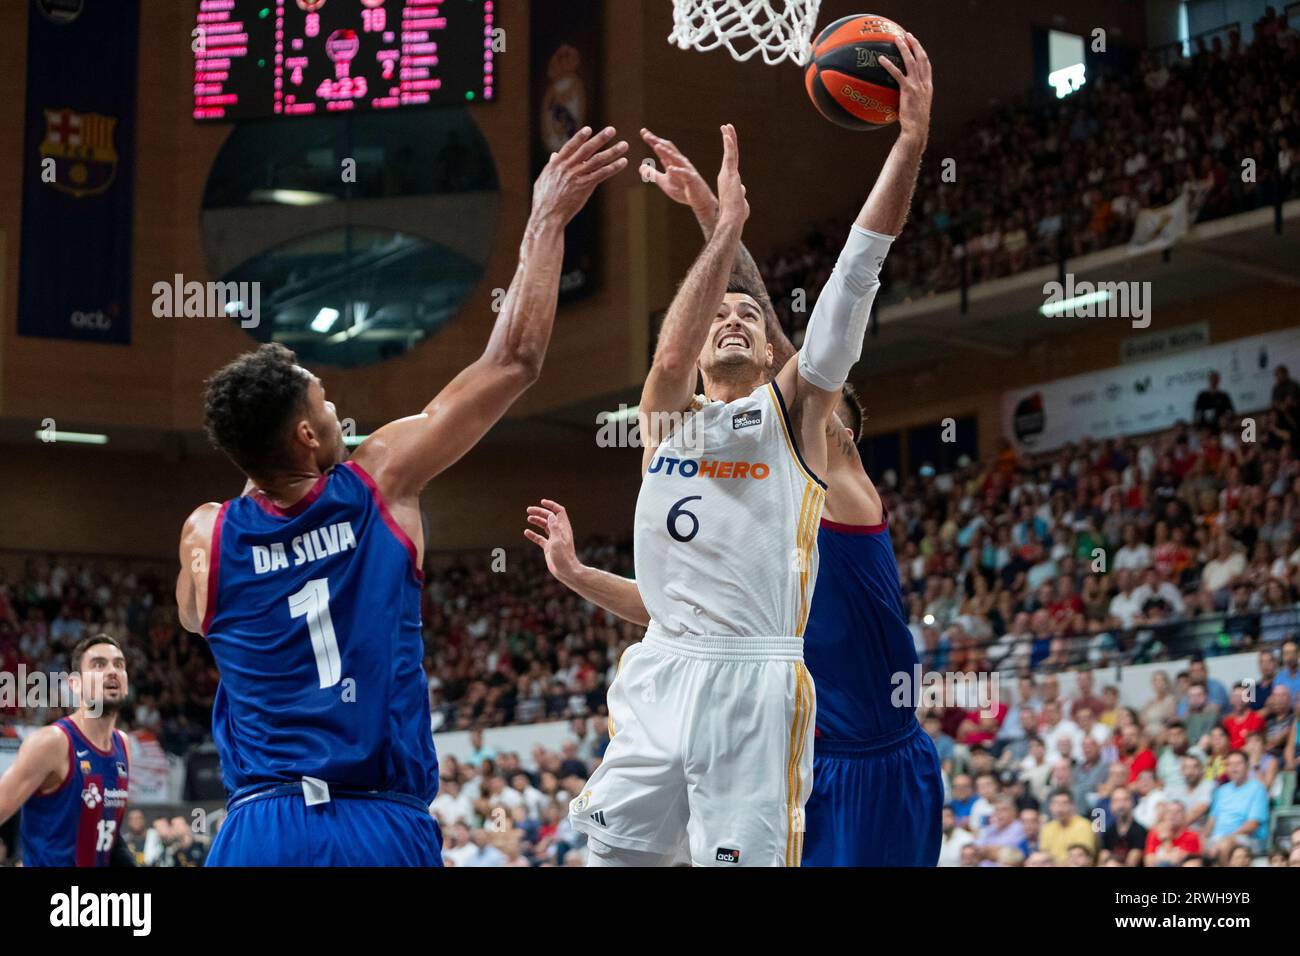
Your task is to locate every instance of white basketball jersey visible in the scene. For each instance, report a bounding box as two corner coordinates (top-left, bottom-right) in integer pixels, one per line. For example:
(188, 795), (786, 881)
(633, 381), (826, 640)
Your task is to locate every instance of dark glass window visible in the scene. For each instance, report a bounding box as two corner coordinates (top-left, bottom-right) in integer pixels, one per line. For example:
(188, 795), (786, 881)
(202, 110), (498, 367)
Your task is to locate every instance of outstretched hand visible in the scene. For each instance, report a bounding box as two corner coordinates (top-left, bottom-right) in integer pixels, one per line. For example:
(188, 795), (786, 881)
(640, 128), (719, 222)
(532, 126), (629, 226)
(524, 499), (581, 583)
(716, 123), (749, 227)
(879, 32), (933, 145)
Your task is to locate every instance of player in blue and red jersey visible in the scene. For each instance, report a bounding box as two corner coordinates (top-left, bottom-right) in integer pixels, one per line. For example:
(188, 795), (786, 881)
(0, 633), (133, 867)
(793, 388), (943, 867)
(175, 126), (628, 867)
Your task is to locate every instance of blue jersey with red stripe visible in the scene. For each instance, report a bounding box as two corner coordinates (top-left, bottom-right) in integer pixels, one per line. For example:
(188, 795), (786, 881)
(803, 518), (919, 742)
(204, 461), (438, 805)
(19, 718), (130, 867)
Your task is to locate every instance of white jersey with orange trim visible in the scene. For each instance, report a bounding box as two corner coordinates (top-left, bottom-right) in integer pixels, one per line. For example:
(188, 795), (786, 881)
(633, 379), (826, 641)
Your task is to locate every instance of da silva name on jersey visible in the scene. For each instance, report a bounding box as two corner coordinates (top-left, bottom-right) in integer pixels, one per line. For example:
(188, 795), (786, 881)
(251, 521), (357, 575)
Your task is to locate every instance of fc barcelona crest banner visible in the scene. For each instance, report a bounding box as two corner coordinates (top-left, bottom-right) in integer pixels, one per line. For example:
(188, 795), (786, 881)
(18, 0), (139, 344)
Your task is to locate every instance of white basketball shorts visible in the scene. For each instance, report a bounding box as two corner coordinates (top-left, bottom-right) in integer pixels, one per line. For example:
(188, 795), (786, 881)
(569, 629), (815, 867)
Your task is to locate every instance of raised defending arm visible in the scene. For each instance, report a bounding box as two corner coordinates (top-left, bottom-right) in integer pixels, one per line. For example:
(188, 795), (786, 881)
(640, 128), (796, 371)
(350, 126), (629, 502)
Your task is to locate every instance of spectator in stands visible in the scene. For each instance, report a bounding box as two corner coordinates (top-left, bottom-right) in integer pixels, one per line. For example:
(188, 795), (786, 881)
(1131, 568), (1184, 616)
(1072, 736), (1109, 812)
(948, 774), (977, 827)
(1277, 639), (1300, 701)
(1142, 670), (1178, 729)
(1165, 754), (1216, 825)
(1098, 785), (1147, 866)
(1131, 769), (1166, 830)
(938, 805), (975, 867)
(1181, 683), (1221, 747)
(1071, 669), (1105, 718)
(1066, 843), (1097, 867)
(1254, 648), (1281, 711)
(1118, 723), (1158, 783)
(1243, 730), (1280, 794)
(1262, 683), (1297, 757)
(1187, 657), (1232, 713)
(557, 739), (589, 780)
(1201, 537), (1248, 601)
(1040, 700), (1084, 762)
(119, 809), (149, 866)
(1193, 371), (1236, 432)
(1205, 725), (1233, 782)
(1203, 750), (1271, 864)
(1223, 683), (1266, 749)
(1144, 800), (1201, 866)
(1114, 524), (1154, 572)
(163, 815), (207, 867)
(1039, 788), (1097, 865)
(974, 794), (1027, 862)
(432, 777), (472, 827)
(1272, 365), (1300, 412)
(1019, 807), (1042, 855)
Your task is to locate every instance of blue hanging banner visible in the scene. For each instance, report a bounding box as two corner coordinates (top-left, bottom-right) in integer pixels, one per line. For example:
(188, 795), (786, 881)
(18, 0), (140, 344)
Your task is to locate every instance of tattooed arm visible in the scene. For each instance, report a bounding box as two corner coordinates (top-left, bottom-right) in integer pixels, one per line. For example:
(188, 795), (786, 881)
(821, 413), (885, 527)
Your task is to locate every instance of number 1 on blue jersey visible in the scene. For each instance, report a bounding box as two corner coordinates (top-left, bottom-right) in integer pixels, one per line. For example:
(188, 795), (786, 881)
(288, 577), (342, 688)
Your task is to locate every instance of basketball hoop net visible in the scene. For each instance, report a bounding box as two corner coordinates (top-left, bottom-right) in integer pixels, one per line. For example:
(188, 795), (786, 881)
(669, 0), (822, 66)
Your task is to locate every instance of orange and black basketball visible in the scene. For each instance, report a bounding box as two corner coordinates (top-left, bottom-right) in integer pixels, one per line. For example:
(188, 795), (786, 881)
(804, 14), (907, 131)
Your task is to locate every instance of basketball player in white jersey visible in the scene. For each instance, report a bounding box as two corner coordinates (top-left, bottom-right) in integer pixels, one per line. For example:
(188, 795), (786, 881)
(557, 38), (927, 865)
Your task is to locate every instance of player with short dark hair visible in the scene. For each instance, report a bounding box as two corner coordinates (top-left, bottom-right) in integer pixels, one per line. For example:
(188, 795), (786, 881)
(175, 126), (627, 866)
(0, 634), (132, 866)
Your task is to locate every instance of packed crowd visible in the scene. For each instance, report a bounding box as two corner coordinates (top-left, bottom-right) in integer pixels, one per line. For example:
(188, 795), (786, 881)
(897, 366), (1300, 679)
(0, 558), (217, 754)
(19, 651), (1296, 868)
(433, 646), (1300, 866)
(5, 367), (1300, 865)
(933, 651), (1300, 867)
(762, 8), (1300, 344)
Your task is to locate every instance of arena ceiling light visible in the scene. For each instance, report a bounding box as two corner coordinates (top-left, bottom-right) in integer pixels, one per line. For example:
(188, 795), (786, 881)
(310, 307), (341, 333)
(247, 189), (336, 207)
(34, 430), (108, 445)
(1039, 289), (1111, 317)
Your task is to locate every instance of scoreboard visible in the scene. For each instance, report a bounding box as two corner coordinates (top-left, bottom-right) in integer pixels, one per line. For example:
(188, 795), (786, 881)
(194, 0), (496, 121)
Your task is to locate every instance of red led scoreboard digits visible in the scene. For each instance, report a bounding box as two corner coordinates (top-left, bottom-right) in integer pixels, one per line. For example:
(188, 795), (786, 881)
(194, 0), (495, 121)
